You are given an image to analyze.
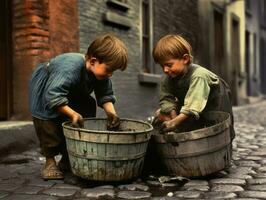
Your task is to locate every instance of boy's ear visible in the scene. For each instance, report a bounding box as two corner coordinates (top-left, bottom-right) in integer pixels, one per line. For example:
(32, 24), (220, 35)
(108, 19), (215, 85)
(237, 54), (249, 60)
(183, 54), (190, 64)
(89, 57), (97, 66)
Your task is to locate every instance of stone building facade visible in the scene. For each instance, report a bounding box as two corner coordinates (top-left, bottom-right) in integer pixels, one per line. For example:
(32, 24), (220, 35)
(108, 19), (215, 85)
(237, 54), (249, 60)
(198, 0), (247, 105)
(245, 0), (266, 98)
(77, 0), (201, 119)
(197, 0), (266, 105)
(259, 0), (266, 95)
(0, 0), (201, 120)
(0, 0), (265, 120)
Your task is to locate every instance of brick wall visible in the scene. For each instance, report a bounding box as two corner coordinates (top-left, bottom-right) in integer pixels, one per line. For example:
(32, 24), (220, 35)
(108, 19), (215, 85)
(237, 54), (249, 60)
(12, 0), (50, 119)
(49, 0), (79, 56)
(11, 0), (79, 119)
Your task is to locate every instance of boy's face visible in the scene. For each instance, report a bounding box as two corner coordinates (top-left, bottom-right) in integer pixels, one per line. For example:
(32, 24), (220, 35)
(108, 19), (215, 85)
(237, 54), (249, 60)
(161, 56), (189, 78)
(86, 58), (113, 80)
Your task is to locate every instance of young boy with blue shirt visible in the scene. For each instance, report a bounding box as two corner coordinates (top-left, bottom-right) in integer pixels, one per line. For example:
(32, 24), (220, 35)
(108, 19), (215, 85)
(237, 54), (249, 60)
(29, 34), (128, 180)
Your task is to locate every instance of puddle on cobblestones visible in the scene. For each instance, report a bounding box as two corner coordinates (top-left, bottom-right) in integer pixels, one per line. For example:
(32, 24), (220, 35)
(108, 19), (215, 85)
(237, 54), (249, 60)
(147, 185), (184, 196)
(62, 173), (186, 197)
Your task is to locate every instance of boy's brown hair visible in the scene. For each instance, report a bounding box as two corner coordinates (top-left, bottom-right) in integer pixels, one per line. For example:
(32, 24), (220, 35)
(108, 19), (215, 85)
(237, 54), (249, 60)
(153, 34), (193, 65)
(86, 34), (128, 71)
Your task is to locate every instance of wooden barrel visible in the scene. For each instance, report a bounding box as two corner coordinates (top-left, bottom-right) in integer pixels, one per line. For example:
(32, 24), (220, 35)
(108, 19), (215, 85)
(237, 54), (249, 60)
(147, 111), (232, 177)
(62, 118), (153, 181)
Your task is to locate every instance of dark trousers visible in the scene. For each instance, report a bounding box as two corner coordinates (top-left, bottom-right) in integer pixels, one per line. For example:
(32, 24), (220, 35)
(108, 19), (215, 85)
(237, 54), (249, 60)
(33, 96), (96, 157)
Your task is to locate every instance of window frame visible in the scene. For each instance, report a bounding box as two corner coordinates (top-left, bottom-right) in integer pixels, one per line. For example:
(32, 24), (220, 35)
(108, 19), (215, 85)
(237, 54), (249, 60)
(138, 0), (161, 84)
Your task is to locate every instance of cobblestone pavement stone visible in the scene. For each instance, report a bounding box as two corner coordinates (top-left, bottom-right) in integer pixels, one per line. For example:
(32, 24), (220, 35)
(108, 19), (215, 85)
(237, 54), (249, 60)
(1, 101), (266, 199)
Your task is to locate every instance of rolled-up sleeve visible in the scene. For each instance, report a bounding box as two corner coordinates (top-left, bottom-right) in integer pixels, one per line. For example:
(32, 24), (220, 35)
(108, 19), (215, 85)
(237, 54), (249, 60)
(94, 78), (116, 107)
(159, 77), (176, 114)
(45, 71), (74, 110)
(180, 77), (210, 119)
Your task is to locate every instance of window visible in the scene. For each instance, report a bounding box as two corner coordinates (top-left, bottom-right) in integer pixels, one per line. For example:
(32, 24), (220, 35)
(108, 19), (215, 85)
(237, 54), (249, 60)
(245, 0), (252, 16)
(260, 0), (266, 27)
(245, 0), (251, 10)
(141, 0), (152, 73)
(138, 0), (161, 84)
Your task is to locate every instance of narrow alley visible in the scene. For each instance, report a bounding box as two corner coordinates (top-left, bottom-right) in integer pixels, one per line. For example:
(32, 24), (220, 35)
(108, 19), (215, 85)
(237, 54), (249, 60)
(0, 101), (266, 199)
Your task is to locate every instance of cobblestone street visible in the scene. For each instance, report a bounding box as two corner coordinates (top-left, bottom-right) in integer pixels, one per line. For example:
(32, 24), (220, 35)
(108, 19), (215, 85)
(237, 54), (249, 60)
(0, 101), (266, 200)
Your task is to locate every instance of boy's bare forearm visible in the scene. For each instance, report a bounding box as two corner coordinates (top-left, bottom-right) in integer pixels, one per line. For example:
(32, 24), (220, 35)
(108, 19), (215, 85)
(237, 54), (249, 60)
(160, 113), (189, 132)
(102, 102), (116, 115)
(57, 105), (77, 118)
(172, 113), (189, 125)
(57, 105), (84, 127)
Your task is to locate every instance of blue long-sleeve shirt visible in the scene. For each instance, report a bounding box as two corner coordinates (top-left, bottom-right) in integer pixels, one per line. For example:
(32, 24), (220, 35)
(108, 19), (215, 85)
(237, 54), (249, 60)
(29, 53), (115, 120)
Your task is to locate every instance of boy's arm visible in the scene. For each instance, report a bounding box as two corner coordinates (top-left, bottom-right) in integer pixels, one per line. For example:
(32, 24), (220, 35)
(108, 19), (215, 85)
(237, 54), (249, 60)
(57, 105), (84, 127)
(161, 113), (189, 132)
(102, 102), (120, 130)
(45, 66), (79, 111)
(94, 78), (116, 107)
(160, 76), (177, 114)
(180, 77), (211, 120)
(94, 79), (119, 130)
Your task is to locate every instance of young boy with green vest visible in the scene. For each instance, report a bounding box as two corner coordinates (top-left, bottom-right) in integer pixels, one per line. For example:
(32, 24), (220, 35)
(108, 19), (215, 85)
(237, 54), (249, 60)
(153, 34), (234, 138)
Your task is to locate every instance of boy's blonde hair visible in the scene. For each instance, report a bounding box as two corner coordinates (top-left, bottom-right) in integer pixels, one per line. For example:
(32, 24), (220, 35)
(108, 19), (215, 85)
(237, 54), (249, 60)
(86, 34), (128, 71)
(153, 34), (193, 65)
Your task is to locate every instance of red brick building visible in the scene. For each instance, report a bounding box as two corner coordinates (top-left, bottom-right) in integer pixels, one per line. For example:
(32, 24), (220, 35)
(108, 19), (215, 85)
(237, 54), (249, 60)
(0, 0), (79, 120)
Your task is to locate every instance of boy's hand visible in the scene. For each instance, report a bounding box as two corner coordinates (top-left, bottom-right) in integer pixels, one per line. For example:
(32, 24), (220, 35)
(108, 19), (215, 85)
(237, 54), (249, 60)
(170, 110), (177, 119)
(160, 113), (188, 133)
(102, 102), (120, 131)
(153, 109), (177, 128)
(156, 109), (177, 122)
(160, 119), (177, 133)
(107, 113), (120, 131)
(57, 105), (84, 128)
(71, 112), (84, 128)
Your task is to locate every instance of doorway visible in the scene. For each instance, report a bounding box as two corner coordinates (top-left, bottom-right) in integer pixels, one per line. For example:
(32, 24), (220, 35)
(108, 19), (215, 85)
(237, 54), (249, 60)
(260, 38), (266, 94)
(230, 17), (240, 105)
(245, 31), (251, 96)
(0, 0), (12, 120)
(213, 10), (226, 81)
